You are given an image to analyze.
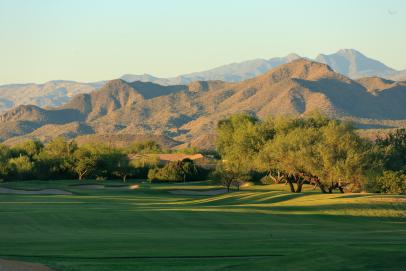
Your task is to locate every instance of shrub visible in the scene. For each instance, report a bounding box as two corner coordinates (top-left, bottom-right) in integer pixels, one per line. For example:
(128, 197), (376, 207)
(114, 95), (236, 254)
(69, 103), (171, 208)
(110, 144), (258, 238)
(367, 171), (406, 194)
(148, 159), (203, 182)
(259, 175), (274, 185)
(7, 155), (34, 180)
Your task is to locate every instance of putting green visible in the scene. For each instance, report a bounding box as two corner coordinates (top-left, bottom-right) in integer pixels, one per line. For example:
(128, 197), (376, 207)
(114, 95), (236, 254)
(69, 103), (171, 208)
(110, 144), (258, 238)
(0, 180), (405, 271)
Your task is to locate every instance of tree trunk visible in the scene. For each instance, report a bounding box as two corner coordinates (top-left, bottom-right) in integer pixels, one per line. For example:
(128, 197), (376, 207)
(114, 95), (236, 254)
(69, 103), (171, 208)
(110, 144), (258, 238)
(287, 177), (296, 193)
(328, 181), (334, 193)
(337, 182), (345, 193)
(226, 179), (232, 192)
(292, 175), (301, 193)
(123, 175), (127, 183)
(318, 182), (328, 193)
(296, 179), (305, 193)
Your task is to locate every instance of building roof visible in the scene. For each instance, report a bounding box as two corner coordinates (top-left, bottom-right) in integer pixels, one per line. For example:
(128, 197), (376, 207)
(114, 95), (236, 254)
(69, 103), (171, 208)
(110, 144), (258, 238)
(129, 153), (204, 162)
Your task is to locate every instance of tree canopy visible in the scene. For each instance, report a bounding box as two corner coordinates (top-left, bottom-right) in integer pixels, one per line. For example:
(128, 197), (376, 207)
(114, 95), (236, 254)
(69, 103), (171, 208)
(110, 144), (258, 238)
(216, 113), (384, 193)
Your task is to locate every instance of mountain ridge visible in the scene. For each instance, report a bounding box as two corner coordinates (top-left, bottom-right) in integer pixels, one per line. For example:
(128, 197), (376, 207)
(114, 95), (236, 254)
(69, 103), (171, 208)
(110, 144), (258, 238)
(1, 49), (405, 113)
(2, 58), (406, 148)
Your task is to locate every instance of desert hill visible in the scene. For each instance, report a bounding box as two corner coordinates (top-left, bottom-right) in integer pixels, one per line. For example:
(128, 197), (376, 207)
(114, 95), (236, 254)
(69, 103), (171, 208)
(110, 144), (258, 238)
(1, 59), (406, 148)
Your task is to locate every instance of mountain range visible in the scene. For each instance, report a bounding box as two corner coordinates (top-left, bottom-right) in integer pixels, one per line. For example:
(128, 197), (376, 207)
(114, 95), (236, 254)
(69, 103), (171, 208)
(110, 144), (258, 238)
(1, 58), (406, 149)
(1, 49), (405, 113)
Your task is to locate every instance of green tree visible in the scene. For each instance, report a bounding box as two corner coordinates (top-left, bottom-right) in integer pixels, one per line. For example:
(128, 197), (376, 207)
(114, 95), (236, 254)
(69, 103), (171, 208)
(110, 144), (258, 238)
(147, 159), (200, 182)
(129, 140), (162, 154)
(73, 148), (97, 180)
(112, 153), (133, 182)
(36, 137), (77, 179)
(376, 129), (406, 172)
(178, 158), (198, 183)
(130, 155), (159, 179)
(314, 121), (372, 193)
(260, 125), (321, 192)
(11, 140), (44, 159)
(215, 160), (249, 192)
(0, 144), (11, 179)
(368, 171), (406, 194)
(7, 155), (34, 180)
(216, 113), (275, 180)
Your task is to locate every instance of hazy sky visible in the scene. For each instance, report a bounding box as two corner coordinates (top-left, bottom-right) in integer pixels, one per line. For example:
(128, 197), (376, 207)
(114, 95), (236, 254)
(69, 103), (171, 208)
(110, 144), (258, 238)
(0, 0), (405, 84)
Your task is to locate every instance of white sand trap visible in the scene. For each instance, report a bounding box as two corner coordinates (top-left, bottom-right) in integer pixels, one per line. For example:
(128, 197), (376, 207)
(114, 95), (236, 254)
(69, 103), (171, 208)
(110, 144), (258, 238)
(169, 189), (228, 196)
(0, 188), (72, 195)
(129, 184), (140, 190)
(0, 258), (54, 271)
(240, 182), (253, 188)
(73, 184), (139, 190)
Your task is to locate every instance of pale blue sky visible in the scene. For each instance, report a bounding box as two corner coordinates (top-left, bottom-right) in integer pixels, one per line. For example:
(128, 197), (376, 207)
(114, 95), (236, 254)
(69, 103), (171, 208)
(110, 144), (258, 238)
(0, 0), (405, 84)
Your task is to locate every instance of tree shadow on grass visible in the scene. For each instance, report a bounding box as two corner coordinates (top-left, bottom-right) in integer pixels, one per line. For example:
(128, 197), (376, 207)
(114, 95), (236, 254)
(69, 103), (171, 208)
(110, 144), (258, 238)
(235, 202), (406, 218)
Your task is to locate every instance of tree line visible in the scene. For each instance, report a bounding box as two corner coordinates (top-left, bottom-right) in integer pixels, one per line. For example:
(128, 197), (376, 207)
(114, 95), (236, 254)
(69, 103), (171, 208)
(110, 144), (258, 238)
(215, 113), (406, 194)
(1, 113), (405, 194)
(0, 138), (204, 182)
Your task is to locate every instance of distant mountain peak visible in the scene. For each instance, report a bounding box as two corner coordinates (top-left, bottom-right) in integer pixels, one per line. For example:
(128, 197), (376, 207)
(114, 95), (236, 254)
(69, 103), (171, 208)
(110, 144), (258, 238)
(103, 78), (130, 88)
(316, 49), (395, 78)
(262, 58), (338, 83)
(337, 48), (362, 55)
(284, 53), (302, 60)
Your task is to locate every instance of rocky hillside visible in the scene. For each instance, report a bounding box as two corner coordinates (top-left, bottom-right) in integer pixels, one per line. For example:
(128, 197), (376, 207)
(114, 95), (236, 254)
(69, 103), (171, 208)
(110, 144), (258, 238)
(1, 59), (406, 148)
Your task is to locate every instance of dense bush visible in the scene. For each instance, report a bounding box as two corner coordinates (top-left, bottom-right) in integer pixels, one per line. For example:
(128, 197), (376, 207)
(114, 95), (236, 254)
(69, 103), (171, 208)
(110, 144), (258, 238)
(368, 171), (406, 194)
(130, 155), (159, 179)
(0, 138), (213, 182)
(128, 140), (162, 154)
(376, 129), (406, 172)
(7, 155), (34, 180)
(0, 138), (161, 181)
(259, 175), (274, 185)
(148, 159), (205, 182)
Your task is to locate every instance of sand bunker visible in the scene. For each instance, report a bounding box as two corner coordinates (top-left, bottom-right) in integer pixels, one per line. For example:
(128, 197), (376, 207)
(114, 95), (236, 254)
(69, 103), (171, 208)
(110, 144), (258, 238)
(0, 258), (54, 271)
(71, 184), (141, 190)
(0, 188), (72, 195)
(129, 184), (140, 190)
(169, 189), (228, 196)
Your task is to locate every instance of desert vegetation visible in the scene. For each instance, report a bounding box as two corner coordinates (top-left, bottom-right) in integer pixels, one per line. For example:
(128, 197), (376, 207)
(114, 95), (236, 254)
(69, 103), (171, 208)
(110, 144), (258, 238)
(0, 113), (405, 195)
(0, 138), (206, 184)
(215, 113), (406, 194)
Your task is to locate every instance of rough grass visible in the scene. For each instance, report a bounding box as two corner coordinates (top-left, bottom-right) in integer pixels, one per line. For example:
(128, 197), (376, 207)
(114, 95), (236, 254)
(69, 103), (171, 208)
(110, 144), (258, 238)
(0, 180), (405, 271)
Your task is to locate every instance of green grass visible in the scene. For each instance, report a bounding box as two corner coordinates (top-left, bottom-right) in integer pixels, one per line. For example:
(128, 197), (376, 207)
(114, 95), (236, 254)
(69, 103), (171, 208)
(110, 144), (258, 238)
(0, 180), (405, 271)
